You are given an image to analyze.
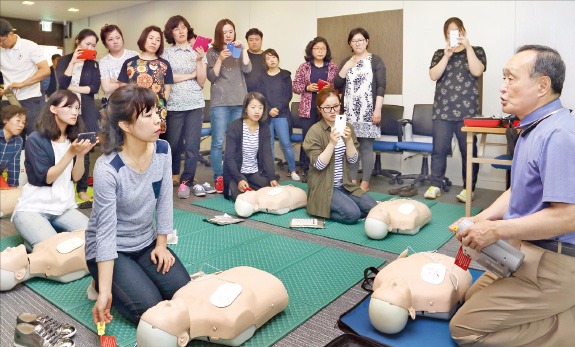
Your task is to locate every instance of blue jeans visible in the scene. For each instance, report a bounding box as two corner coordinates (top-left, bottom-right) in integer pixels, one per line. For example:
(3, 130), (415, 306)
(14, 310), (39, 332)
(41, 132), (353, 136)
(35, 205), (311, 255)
(166, 108), (203, 185)
(13, 209), (89, 251)
(430, 119), (479, 190)
(210, 106), (242, 179)
(270, 117), (296, 172)
(330, 187), (377, 224)
(87, 241), (189, 325)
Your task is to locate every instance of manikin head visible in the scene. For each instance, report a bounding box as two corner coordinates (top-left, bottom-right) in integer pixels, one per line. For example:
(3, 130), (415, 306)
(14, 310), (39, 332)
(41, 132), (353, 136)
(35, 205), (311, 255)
(0, 245), (30, 291)
(137, 297), (191, 347)
(369, 278), (415, 334)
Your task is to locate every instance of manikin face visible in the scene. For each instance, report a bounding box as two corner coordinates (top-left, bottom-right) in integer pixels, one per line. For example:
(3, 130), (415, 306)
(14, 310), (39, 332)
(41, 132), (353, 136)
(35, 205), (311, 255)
(349, 33), (368, 55)
(247, 34), (262, 52)
(500, 50), (540, 119)
(77, 35), (97, 50)
(50, 99), (79, 128)
(318, 95), (341, 125)
(172, 22), (188, 45)
(265, 53), (278, 69)
(122, 107), (162, 142)
(245, 99), (264, 123)
(105, 30), (124, 53)
(144, 30), (162, 54)
(312, 42), (327, 61)
(3, 114), (26, 137)
(222, 24), (235, 44)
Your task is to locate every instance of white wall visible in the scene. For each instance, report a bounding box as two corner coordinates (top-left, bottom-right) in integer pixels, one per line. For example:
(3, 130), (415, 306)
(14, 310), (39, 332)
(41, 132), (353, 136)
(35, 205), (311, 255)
(68, 0), (575, 191)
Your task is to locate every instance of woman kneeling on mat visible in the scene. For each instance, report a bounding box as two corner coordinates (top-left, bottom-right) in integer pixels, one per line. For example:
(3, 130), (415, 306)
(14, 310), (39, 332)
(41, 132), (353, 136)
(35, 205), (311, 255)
(223, 92), (279, 201)
(86, 85), (189, 326)
(303, 87), (376, 224)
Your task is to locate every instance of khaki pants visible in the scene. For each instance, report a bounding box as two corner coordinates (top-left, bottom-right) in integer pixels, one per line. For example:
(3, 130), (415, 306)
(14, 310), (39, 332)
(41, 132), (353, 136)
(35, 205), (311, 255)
(450, 242), (575, 346)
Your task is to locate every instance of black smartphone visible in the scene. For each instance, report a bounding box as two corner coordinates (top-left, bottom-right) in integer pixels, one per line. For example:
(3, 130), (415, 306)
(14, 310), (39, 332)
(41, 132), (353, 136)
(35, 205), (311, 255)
(77, 132), (97, 144)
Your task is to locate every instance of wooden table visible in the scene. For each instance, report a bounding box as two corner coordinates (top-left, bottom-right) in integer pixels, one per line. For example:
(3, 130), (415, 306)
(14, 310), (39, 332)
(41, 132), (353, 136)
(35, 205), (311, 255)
(461, 126), (513, 216)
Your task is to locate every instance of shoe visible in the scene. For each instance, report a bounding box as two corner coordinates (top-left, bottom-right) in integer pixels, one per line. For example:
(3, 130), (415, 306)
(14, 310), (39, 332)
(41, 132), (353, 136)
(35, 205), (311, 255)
(192, 184), (206, 197)
(398, 185), (418, 197)
(78, 201), (92, 209)
(14, 323), (75, 347)
(200, 182), (217, 194)
(17, 313), (76, 338)
(424, 186), (441, 199)
(301, 172), (308, 183)
(388, 185), (411, 195)
(177, 181), (191, 199)
(214, 176), (224, 193)
(291, 172), (301, 181)
(456, 189), (475, 203)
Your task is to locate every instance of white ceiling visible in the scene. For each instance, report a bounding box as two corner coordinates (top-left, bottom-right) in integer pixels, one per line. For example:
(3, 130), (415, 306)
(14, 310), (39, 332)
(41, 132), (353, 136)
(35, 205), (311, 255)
(0, 1), (150, 23)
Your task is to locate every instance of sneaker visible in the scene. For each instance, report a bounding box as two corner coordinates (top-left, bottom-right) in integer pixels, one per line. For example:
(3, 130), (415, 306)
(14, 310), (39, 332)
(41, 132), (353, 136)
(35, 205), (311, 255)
(17, 313), (76, 338)
(456, 189), (475, 203)
(14, 322), (75, 347)
(200, 182), (217, 194)
(291, 172), (301, 181)
(177, 181), (191, 199)
(398, 185), (418, 197)
(215, 176), (224, 193)
(191, 184), (206, 197)
(424, 186), (441, 199)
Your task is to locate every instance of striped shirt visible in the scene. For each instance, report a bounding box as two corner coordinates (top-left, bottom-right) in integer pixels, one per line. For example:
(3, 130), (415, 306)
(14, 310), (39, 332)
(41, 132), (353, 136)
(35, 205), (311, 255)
(241, 122), (259, 174)
(314, 137), (358, 187)
(0, 131), (23, 187)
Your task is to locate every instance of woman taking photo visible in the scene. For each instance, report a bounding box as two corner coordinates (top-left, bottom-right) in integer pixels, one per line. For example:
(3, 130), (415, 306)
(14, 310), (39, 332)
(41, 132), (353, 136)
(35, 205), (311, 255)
(223, 92), (278, 201)
(303, 87), (376, 224)
(57, 28), (101, 203)
(425, 17), (485, 202)
(118, 26), (173, 130)
(12, 90), (96, 251)
(87, 85), (189, 326)
(258, 48), (299, 181)
(292, 37), (338, 181)
(163, 15), (211, 198)
(207, 18), (252, 193)
(99, 24), (138, 99)
(334, 28), (386, 192)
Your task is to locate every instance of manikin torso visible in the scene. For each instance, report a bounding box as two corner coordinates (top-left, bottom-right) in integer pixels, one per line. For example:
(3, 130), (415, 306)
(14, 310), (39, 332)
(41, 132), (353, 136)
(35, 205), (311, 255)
(235, 185), (307, 217)
(365, 199), (432, 239)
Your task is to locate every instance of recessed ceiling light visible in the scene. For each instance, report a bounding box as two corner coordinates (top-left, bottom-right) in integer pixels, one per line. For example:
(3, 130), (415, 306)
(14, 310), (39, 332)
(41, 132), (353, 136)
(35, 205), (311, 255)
(68, 8), (79, 12)
(22, 1), (35, 5)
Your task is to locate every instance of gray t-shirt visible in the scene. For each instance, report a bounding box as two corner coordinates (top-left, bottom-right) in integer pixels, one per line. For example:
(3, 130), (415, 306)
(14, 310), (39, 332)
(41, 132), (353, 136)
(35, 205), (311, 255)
(85, 140), (173, 262)
(206, 46), (252, 107)
(430, 46), (487, 120)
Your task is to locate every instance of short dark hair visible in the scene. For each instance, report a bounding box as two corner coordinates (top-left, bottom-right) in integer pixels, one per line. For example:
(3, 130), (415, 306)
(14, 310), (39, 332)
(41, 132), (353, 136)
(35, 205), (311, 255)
(212, 19), (235, 51)
(99, 85), (159, 154)
(74, 28), (99, 49)
(100, 24), (124, 50)
(304, 37), (332, 62)
(263, 48), (279, 70)
(51, 54), (61, 61)
(241, 92), (268, 122)
(316, 86), (341, 111)
(347, 28), (370, 52)
(164, 16), (195, 45)
(0, 18), (14, 37)
(517, 45), (566, 95)
(245, 28), (263, 40)
(443, 17), (466, 40)
(1, 105), (26, 128)
(36, 90), (83, 141)
(137, 26), (165, 56)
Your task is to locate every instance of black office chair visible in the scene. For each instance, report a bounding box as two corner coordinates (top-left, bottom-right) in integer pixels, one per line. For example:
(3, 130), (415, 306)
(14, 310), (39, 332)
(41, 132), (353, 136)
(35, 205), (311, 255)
(199, 100), (211, 167)
(372, 104), (404, 184)
(395, 104), (452, 191)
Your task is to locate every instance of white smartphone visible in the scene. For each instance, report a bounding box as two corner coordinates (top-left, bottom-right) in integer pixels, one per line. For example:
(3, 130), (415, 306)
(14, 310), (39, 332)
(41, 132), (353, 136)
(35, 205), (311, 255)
(449, 30), (460, 47)
(334, 115), (346, 136)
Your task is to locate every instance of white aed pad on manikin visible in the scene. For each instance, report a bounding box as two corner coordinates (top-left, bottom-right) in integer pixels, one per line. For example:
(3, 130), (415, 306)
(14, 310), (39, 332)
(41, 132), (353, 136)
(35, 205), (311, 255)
(210, 283), (243, 308)
(56, 237), (84, 254)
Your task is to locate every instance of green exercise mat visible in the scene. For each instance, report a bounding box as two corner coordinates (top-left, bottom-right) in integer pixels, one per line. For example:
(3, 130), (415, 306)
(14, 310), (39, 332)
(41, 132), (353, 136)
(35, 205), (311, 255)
(2, 209), (385, 347)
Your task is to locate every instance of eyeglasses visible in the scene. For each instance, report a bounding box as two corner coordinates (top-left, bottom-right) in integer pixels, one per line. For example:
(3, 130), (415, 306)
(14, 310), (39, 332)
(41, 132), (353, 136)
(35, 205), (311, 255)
(312, 47), (326, 52)
(319, 104), (341, 113)
(351, 38), (366, 44)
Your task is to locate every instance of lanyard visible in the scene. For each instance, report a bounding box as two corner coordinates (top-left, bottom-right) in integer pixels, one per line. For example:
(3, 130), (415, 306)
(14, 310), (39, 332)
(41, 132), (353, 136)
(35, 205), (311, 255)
(520, 109), (563, 138)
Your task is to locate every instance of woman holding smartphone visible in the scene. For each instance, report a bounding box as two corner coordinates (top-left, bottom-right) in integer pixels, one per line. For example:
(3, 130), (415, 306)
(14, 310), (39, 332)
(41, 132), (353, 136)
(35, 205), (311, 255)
(12, 90), (96, 251)
(292, 37), (338, 182)
(425, 17), (486, 202)
(303, 87), (376, 224)
(99, 24), (138, 99)
(334, 28), (386, 192)
(57, 28), (101, 203)
(206, 18), (251, 193)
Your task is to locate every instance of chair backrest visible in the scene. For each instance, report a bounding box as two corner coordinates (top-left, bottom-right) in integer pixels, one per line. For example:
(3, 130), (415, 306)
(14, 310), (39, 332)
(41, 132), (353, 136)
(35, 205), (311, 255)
(380, 105), (404, 141)
(411, 104), (434, 137)
(290, 102), (303, 129)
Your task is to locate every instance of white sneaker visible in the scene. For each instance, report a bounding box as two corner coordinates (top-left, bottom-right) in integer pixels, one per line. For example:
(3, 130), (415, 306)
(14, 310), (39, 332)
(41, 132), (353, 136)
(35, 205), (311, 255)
(424, 186), (441, 199)
(201, 182), (217, 194)
(456, 189), (475, 203)
(192, 184), (206, 197)
(291, 172), (301, 181)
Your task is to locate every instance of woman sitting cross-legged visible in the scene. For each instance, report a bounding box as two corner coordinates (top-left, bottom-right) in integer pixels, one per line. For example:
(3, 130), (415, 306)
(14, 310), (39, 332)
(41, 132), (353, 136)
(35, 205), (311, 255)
(223, 92), (279, 201)
(303, 87), (376, 224)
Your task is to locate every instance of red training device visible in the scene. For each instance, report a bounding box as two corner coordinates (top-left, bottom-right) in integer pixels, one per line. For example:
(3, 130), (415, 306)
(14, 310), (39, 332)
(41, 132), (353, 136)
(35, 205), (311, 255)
(78, 49), (97, 60)
(100, 335), (117, 347)
(317, 79), (328, 92)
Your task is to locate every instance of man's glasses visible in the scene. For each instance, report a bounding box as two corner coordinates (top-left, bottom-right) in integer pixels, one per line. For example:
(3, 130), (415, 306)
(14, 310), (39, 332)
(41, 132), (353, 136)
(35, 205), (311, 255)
(319, 104), (341, 113)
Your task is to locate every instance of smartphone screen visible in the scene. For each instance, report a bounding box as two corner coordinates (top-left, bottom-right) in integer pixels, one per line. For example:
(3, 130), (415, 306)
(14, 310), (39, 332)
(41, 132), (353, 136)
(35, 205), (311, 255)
(78, 132), (97, 144)
(334, 115), (346, 135)
(449, 30), (459, 47)
(317, 79), (328, 92)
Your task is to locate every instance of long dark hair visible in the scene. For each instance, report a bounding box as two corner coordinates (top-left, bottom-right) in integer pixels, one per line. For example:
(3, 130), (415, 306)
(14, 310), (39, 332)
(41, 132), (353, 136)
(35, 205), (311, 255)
(212, 19), (235, 51)
(99, 85), (158, 154)
(36, 90), (83, 141)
